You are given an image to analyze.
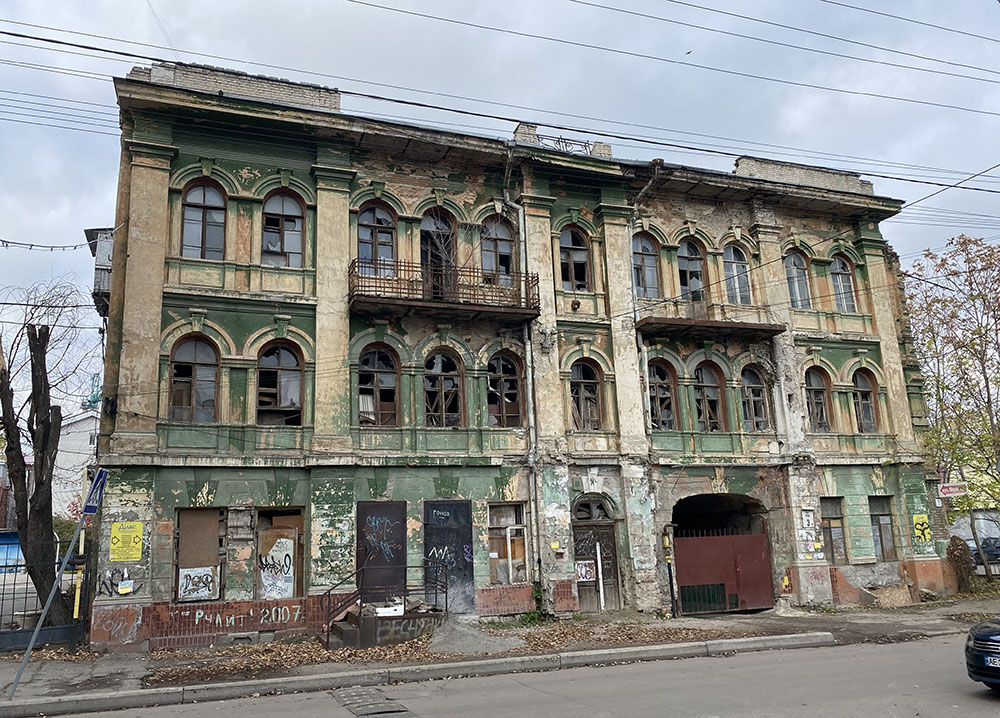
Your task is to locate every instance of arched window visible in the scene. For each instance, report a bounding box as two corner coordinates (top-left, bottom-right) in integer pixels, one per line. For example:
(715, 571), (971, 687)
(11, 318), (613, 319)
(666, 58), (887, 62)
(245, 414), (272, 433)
(632, 234), (660, 298)
(852, 371), (878, 433)
(678, 240), (705, 301)
(181, 182), (225, 260)
(573, 497), (612, 521)
(570, 360), (602, 430)
(421, 209), (457, 300)
(805, 368), (831, 433)
(257, 343), (302, 426)
(740, 367), (769, 432)
(648, 360), (677, 430)
(724, 245), (752, 305)
(170, 338), (218, 423)
(559, 229), (591, 292)
(359, 345), (398, 426)
(487, 352), (522, 428)
(784, 252), (811, 309)
(262, 192), (304, 268)
(832, 256), (858, 313)
(358, 204), (395, 276)
(424, 351), (463, 427)
(694, 363), (725, 432)
(482, 216), (516, 286)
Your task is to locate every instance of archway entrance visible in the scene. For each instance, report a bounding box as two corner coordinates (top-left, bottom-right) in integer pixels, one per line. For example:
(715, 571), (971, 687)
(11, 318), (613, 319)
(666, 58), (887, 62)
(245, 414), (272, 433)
(672, 493), (774, 614)
(572, 497), (621, 612)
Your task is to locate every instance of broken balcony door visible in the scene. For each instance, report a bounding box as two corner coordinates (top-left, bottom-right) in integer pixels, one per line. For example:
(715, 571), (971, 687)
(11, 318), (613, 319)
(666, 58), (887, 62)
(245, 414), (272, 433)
(356, 501), (406, 602)
(424, 500), (475, 613)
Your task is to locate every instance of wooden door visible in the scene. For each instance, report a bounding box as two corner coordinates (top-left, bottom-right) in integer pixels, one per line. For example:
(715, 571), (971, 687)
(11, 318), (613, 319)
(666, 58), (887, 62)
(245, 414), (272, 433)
(356, 501), (406, 602)
(572, 523), (620, 612)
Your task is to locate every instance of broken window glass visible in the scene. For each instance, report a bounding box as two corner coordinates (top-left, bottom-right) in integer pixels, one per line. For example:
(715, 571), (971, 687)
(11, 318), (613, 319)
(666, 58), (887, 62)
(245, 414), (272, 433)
(678, 240), (704, 301)
(488, 504), (527, 585)
(805, 368), (831, 432)
(724, 245), (752, 305)
(482, 216), (516, 287)
(740, 367), (769, 432)
(257, 344), (302, 426)
(852, 371), (878, 433)
(359, 346), (398, 426)
(261, 192), (304, 268)
(648, 360), (676, 430)
(694, 363), (723, 432)
(559, 229), (591, 292)
(832, 256), (858, 313)
(632, 234), (660, 298)
(570, 361), (602, 430)
(170, 338), (218, 423)
(358, 205), (395, 276)
(487, 353), (522, 428)
(784, 252), (812, 309)
(424, 352), (463, 427)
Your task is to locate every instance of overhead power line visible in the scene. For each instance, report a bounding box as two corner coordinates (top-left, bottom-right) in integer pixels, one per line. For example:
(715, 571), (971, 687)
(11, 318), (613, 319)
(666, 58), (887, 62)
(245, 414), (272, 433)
(815, 0), (1000, 46)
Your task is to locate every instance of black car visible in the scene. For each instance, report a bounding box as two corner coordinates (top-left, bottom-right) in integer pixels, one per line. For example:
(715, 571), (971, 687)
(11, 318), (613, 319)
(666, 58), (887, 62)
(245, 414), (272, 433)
(966, 616), (1000, 691)
(965, 538), (1000, 565)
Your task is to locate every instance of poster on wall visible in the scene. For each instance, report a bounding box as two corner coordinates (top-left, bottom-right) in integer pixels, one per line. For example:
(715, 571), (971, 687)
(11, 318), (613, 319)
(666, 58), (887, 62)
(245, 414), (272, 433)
(177, 566), (220, 601)
(576, 559), (597, 582)
(258, 529), (296, 600)
(109, 521), (143, 562)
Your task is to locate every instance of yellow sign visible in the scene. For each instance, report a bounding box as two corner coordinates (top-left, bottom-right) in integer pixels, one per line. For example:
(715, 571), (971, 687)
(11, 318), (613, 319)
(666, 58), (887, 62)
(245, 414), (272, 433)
(912, 514), (931, 542)
(109, 522), (143, 562)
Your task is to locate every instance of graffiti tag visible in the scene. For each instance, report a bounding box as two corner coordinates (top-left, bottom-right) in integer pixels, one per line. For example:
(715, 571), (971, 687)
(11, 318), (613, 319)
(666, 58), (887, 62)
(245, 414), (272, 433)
(364, 515), (402, 561)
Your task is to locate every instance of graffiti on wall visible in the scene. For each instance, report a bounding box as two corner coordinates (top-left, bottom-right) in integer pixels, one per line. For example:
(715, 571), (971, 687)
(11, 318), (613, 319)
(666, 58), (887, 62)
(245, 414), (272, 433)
(177, 566), (219, 601)
(168, 601), (307, 629)
(97, 568), (144, 597)
(93, 606), (142, 644)
(258, 537), (295, 600)
(363, 515), (402, 561)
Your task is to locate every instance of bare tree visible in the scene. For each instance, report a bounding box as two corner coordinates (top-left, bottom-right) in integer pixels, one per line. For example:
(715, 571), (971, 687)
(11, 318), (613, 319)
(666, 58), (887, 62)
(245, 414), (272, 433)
(0, 281), (101, 625)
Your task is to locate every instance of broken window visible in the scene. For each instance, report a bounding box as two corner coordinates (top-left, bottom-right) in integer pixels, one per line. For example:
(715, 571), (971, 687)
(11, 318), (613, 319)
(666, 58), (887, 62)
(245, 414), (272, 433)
(261, 192), (304, 268)
(358, 204), (395, 276)
(869, 495), (896, 561)
(559, 229), (590, 292)
(482, 216), (516, 287)
(359, 345), (398, 426)
(256, 509), (304, 599)
(740, 366), (769, 433)
(831, 256), (858, 313)
(170, 338), (218, 423)
(570, 360), (602, 431)
(805, 368), (831, 433)
(694, 363), (724, 432)
(852, 371), (878, 433)
(784, 252), (811, 309)
(257, 343), (302, 426)
(487, 352), (522, 428)
(723, 244), (752, 305)
(632, 234), (660, 298)
(424, 351), (463, 427)
(820, 497), (848, 565)
(648, 360), (676, 431)
(488, 504), (527, 585)
(678, 240), (704, 301)
(421, 209), (457, 300)
(175, 508), (226, 602)
(181, 182), (225, 261)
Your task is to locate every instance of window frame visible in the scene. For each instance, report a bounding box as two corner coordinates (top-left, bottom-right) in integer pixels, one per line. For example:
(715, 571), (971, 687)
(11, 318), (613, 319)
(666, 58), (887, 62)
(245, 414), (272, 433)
(869, 495), (896, 561)
(805, 367), (832, 433)
(488, 503), (528, 585)
(820, 497), (848, 565)
(481, 215), (517, 286)
(740, 366), (770, 433)
(784, 251), (812, 309)
(424, 349), (465, 428)
(169, 336), (219, 424)
(677, 239), (705, 302)
(358, 343), (400, 427)
(693, 361), (726, 432)
(831, 255), (859, 313)
(256, 341), (304, 426)
(647, 359), (678, 431)
(357, 202), (396, 275)
(569, 359), (603, 431)
(723, 244), (753, 305)
(261, 190), (306, 269)
(852, 370), (879, 434)
(487, 351), (523, 429)
(181, 180), (227, 261)
(632, 233), (660, 299)
(559, 228), (592, 293)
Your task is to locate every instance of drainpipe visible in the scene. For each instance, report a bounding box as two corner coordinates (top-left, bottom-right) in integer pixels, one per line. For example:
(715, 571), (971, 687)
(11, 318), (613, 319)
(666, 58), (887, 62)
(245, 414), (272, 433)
(503, 143), (545, 589)
(630, 159), (663, 426)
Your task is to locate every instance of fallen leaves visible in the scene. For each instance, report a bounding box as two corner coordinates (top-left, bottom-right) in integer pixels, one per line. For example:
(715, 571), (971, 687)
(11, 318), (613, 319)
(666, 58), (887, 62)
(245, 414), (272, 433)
(488, 621), (757, 653)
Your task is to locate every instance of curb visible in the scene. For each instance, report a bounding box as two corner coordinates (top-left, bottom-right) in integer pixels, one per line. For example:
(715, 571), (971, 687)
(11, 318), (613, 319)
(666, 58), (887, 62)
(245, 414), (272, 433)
(0, 631), (834, 717)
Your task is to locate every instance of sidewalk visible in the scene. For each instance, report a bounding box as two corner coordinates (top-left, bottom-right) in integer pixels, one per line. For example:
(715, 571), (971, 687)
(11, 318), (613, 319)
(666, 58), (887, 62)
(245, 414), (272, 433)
(0, 595), (995, 717)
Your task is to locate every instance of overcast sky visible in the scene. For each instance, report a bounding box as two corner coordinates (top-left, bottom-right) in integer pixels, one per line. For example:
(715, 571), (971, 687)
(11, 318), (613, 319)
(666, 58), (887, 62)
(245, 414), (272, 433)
(2, 0), (999, 300)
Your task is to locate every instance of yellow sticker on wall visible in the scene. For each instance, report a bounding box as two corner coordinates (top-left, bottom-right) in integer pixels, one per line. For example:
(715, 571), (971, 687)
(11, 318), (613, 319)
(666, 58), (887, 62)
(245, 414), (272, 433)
(109, 521), (143, 562)
(912, 513), (931, 542)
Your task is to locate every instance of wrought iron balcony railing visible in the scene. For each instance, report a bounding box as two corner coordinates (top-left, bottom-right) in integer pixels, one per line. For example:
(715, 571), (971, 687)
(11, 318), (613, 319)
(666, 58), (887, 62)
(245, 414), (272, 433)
(349, 258), (540, 317)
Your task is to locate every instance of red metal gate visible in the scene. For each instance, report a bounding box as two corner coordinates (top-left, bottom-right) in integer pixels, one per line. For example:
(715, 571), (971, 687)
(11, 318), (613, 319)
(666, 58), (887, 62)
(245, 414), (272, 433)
(674, 532), (774, 614)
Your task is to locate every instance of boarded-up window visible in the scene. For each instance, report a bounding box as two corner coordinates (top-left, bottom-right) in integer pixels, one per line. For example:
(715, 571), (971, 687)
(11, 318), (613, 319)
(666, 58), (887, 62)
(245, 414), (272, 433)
(257, 509), (304, 599)
(488, 504), (527, 585)
(175, 509), (226, 602)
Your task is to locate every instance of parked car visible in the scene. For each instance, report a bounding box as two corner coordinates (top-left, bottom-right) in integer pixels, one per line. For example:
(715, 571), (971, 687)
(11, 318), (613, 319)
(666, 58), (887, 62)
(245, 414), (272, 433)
(966, 616), (1000, 692)
(966, 538), (1000, 565)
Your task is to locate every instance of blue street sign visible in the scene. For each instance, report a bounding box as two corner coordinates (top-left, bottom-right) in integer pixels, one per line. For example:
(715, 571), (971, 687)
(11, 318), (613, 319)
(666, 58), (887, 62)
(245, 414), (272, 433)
(82, 467), (108, 515)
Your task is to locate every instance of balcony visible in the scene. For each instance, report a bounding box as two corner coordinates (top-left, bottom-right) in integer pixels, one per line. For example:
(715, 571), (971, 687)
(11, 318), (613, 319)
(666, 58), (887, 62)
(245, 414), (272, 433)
(635, 299), (785, 342)
(348, 259), (540, 321)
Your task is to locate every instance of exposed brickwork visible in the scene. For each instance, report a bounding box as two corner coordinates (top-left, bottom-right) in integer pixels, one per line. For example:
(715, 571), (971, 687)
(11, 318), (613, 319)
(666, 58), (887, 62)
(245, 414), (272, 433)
(551, 579), (579, 613)
(734, 157), (874, 195)
(829, 567), (861, 605)
(475, 584), (536, 616)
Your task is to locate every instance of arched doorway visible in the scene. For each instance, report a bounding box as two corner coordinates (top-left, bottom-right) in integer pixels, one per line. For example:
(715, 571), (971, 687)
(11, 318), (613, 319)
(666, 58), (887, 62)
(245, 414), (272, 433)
(572, 496), (621, 612)
(672, 493), (774, 614)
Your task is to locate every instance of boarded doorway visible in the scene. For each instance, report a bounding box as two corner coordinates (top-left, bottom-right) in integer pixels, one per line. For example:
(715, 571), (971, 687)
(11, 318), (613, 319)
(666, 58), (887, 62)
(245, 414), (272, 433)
(356, 501), (406, 602)
(572, 497), (621, 612)
(672, 493), (774, 614)
(424, 500), (475, 613)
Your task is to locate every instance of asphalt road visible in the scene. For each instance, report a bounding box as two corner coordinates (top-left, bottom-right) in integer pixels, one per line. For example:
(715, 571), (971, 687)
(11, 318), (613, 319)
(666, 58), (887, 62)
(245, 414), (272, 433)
(75, 634), (1000, 718)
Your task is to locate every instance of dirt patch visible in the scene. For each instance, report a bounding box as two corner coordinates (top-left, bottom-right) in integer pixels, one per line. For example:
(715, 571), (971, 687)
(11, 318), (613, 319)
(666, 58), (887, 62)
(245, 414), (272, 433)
(487, 621), (756, 653)
(950, 612), (996, 623)
(0, 646), (98, 662)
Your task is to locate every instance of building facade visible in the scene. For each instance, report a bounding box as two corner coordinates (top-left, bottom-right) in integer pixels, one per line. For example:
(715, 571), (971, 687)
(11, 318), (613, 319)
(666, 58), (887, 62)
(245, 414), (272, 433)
(91, 62), (953, 650)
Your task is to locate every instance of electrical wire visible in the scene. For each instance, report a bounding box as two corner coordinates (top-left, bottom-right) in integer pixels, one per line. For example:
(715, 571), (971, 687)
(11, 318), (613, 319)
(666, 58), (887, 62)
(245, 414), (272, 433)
(815, 0), (1000, 46)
